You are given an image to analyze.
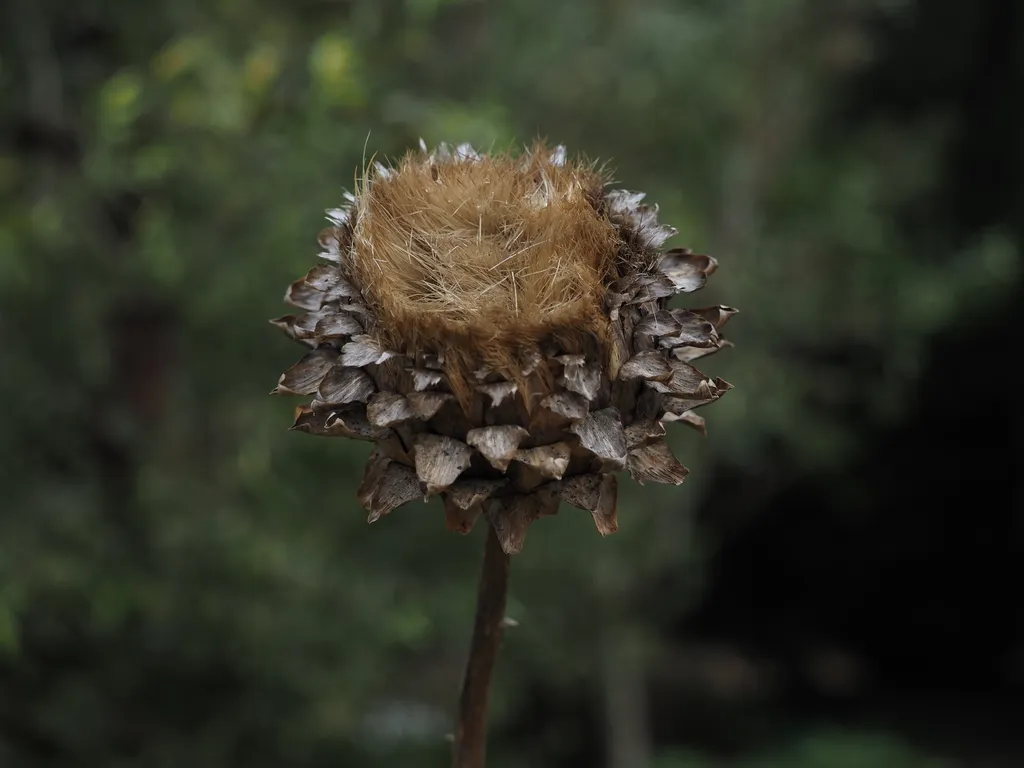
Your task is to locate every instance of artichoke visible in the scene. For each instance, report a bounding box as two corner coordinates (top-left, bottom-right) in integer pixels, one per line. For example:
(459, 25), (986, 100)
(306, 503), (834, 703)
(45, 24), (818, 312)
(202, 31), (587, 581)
(272, 141), (735, 553)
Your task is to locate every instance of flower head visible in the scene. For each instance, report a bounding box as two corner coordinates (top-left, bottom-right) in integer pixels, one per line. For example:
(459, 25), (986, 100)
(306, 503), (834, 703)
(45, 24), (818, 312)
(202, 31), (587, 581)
(272, 141), (735, 553)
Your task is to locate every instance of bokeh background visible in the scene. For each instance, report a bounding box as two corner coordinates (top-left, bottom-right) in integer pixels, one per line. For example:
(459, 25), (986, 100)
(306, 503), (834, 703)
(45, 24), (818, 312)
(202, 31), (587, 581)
(2, 1), (1023, 766)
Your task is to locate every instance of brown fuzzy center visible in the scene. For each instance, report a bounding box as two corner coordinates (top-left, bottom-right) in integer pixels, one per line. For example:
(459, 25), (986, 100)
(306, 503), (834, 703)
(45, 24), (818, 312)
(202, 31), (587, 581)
(349, 147), (620, 356)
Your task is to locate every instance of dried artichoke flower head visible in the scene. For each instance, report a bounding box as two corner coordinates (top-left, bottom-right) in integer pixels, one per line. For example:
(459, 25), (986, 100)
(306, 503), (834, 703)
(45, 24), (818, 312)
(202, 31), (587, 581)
(272, 141), (735, 554)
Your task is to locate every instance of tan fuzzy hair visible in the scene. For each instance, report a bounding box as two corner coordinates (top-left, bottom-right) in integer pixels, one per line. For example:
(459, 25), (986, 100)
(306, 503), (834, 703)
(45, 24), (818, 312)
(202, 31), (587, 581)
(348, 143), (622, 393)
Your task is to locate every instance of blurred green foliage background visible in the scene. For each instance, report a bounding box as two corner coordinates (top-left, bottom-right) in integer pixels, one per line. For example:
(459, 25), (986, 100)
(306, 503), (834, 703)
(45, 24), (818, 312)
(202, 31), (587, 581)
(2, 0), (1022, 766)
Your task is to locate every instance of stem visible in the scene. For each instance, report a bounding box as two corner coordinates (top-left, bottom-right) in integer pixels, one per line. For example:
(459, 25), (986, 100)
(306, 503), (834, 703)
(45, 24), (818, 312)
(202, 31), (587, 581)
(453, 523), (511, 768)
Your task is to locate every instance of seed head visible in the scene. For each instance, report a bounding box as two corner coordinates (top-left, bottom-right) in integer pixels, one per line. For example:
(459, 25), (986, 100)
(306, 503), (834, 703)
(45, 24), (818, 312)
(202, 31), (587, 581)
(272, 141), (736, 553)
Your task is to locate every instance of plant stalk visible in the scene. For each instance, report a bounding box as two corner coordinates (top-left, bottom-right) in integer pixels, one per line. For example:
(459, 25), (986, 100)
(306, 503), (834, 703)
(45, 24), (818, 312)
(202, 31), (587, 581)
(453, 523), (511, 768)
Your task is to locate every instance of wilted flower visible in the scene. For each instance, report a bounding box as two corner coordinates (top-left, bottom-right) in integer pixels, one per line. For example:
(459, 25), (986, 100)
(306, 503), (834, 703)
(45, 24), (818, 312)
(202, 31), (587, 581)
(272, 141), (735, 554)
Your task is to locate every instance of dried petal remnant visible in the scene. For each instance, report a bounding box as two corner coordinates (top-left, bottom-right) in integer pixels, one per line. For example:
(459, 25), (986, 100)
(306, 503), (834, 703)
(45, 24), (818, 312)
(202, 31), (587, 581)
(513, 443), (571, 480)
(558, 355), (602, 401)
(315, 365), (375, 407)
(466, 426), (529, 472)
(619, 350), (673, 381)
(407, 391), (454, 420)
(413, 434), (474, 496)
(273, 348), (338, 395)
(444, 479), (507, 534)
(367, 392), (415, 427)
(358, 452), (422, 522)
(485, 490), (559, 554)
(569, 408), (628, 471)
(627, 439), (690, 485)
(559, 473), (619, 536)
